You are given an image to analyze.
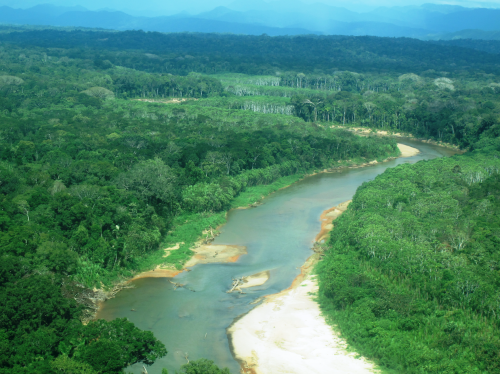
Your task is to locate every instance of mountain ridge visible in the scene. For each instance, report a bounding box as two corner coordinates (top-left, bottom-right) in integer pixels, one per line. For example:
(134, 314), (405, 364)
(0, 3), (499, 39)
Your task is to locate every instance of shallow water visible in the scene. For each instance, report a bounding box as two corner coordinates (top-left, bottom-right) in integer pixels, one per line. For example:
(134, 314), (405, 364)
(96, 140), (457, 374)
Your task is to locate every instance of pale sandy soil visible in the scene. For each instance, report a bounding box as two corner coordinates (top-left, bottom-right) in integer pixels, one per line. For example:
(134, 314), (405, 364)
(228, 200), (379, 374)
(130, 242), (186, 280)
(332, 125), (461, 151)
(333, 125), (409, 138)
(131, 268), (184, 280)
(131, 243), (247, 281)
(239, 271), (271, 290)
(315, 200), (351, 243)
(134, 98), (197, 104)
(397, 143), (420, 157)
(185, 244), (247, 267)
(228, 277), (378, 374)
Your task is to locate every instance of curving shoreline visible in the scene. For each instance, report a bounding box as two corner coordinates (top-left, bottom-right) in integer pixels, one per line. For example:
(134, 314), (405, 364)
(227, 201), (379, 374)
(225, 144), (419, 372)
(397, 143), (420, 157)
(124, 143), (418, 283)
(333, 125), (462, 152)
(93, 143), (420, 325)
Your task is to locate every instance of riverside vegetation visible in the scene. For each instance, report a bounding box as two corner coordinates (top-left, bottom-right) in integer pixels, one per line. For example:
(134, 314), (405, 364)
(317, 144), (500, 373)
(0, 27), (499, 373)
(0, 33), (397, 374)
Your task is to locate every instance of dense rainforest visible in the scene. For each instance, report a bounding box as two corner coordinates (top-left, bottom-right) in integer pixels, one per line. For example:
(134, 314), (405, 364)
(0, 27), (499, 373)
(0, 33), (398, 373)
(317, 144), (500, 373)
(1, 28), (500, 75)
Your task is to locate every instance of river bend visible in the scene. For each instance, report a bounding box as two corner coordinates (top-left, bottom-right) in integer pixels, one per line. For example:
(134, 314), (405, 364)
(96, 140), (456, 374)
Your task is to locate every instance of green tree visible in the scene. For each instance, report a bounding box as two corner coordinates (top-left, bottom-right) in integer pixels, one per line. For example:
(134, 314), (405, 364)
(178, 359), (231, 374)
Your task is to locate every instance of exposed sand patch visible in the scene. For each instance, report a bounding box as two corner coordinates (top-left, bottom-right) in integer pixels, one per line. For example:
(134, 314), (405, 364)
(134, 98), (198, 104)
(131, 268), (184, 280)
(228, 200), (376, 374)
(397, 143), (420, 157)
(229, 271), (271, 293)
(131, 243), (246, 280)
(130, 242), (186, 280)
(163, 242), (184, 257)
(332, 125), (409, 138)
(185, 244), (247, 268)
(332, 125), (461, 151)
(315, 200), (351, 242)
(240, 271), (271, 290)
(335, 200), (351, 212)
(228, 276), (378, 374)
(229, 200), (378, 374)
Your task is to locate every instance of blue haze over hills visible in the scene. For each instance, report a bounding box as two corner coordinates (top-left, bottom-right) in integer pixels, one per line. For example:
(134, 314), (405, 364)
(0, 0), (500, 39)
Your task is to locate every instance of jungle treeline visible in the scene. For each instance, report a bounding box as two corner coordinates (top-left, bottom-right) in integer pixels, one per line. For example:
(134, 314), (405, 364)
(317, 134), (500, 373)
(0, 27), (499, 373)
(0, 37), (398, 373)
(1, 28), (500, 75)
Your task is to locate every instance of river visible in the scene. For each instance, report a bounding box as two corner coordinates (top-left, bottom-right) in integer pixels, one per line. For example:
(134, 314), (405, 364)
(96, 140), (457, 374)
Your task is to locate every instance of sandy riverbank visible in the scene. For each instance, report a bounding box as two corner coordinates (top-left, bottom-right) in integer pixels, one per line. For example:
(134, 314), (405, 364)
(333, 125), (461, 151)
(130, 144), (417, 282)
(397, 143), (420, 158)
(228, 201), (379, 374)
(315, 200), (351, 243)
(228, 277), (378, 374)
(134, 98), (197, 104)
(130, 244), (247, 281)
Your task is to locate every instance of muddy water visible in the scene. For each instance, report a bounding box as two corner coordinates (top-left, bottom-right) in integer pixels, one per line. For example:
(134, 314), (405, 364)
(96, 140), (456, 374)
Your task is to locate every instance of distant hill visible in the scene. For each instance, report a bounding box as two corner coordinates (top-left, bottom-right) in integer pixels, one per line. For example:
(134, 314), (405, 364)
(0, 5), (317, 36)
(426, 29), (500, 41)
(0, 3), (499, 39)
(205, 1), (500, 35)
(424, 8), (500, 32)
(434, 39), (500, 55)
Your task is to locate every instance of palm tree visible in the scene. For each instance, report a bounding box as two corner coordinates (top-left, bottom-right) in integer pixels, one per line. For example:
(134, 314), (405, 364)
(303, 98), (322, 122)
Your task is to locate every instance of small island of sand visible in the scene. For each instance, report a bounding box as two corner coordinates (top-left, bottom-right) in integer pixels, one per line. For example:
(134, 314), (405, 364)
(397, 143), (420, 157)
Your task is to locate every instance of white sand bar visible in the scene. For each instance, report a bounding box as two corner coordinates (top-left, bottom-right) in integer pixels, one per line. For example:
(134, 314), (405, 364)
(228, 276), (378, 374)
(397, 143), (420, 157)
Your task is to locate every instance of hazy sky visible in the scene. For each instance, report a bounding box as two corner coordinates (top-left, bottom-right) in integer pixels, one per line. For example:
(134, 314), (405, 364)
(2, 0), (500, 14)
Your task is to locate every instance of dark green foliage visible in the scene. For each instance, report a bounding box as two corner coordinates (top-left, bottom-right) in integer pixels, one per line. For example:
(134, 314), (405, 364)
(65, 319), (167, 372)
(317, 151), (500, 373)
(177, 359), (231, 374)
(1, 29), (499, 75)
(2, 27), (498, 373)
(0, 37), (398, 373)
(0, 45), (397, 285)
(435, 39), (500, 55)
(0, 256), (167, 373)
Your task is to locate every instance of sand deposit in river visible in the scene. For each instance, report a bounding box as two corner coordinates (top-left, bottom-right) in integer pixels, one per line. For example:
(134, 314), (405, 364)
(97, 141), (458, 374)
(228, 201), (379, 374)
(239, 271), (271, 290)
(315, 200), (351, 243)
(228, 276), (378, 374)
(131, 244), (247, 281)
(185, 244), (247, 267)
(397, 143), (420, 157)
